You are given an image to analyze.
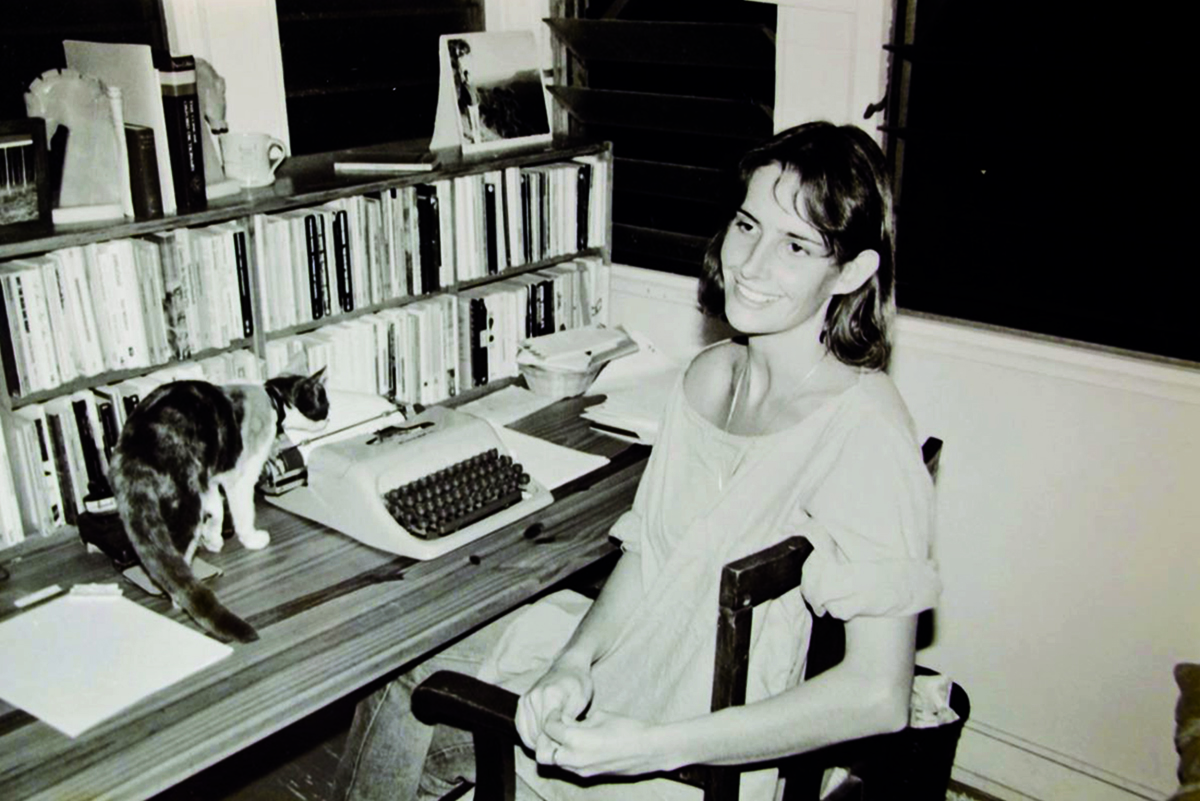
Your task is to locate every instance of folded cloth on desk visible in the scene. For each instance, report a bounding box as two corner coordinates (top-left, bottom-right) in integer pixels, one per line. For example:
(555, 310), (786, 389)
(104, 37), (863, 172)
(580, 333), (682, 445)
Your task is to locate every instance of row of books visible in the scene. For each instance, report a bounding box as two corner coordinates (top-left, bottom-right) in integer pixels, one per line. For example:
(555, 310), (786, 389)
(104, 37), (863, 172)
(250, 155), (607, 333)
(261, 255), (607, 405)
(0, 226), (253, 397)
(0, 255), (607, 543)
(1, 350), (260, 543)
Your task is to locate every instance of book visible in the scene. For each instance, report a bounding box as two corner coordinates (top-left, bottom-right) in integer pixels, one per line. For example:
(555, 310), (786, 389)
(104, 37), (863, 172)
(125, 123), (164, 220)
(146, 231), (194, 359)
(415, 183), (442, 294)
(130, 239), (171, 364)
(482, 171), (501, 275)
(0, 427), (25, 546)
(156, 52), (207, 214)
(53, 247), (107, 376)
(330, 207), (356, 313)
(43, 397), (85, 524)
(231, 227), (254, 338)
(9, 405), (67, 535)
(0, 275), (24, 397)
(333, 152), (438, 175)
(63, 40), (177, 215)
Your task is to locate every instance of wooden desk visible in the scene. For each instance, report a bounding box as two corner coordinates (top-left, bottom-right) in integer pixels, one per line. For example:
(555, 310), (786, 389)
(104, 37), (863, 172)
(0, 396), (648, 801)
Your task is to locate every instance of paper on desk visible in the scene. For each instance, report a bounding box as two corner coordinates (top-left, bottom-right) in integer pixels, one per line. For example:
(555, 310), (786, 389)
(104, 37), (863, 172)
(283, 389), (405, 460)
(494, 426), (608, 491)
(457, 385), (559, 427)
(580, 333), (682, 445)
(0, 595), (232, 737)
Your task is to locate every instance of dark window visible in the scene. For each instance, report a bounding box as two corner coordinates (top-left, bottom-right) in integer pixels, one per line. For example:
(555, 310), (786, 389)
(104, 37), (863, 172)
(885, 1), (1194, 363)
(0, 0), (165, 122)
(275, 0), (484, 156)
(547, 0), (776, 275)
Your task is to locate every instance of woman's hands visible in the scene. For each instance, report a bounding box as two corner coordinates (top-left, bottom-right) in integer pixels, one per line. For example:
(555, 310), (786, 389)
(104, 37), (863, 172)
(516, 655), (679, 778)
(540, 710), (676, 778)
(515, 653), (594, 758)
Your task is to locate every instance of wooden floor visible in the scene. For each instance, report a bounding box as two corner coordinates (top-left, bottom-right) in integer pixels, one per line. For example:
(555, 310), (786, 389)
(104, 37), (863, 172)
(151, 696), (356, 801)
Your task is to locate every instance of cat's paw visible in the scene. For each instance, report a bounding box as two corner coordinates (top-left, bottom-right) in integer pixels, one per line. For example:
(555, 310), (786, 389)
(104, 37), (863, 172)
(199, 525), (224, 552)
(238, 528), (271, 550)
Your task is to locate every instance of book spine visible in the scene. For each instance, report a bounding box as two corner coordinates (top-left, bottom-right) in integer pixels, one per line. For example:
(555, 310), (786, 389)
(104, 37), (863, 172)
(0, 278), (25, 397)
(157, 53), (207, 214)
(125, 124), (164, 220)
(520, 172), (533, 262)
(71, 397), (107, 493)
(576, 161), (592, 251)
(304, 214), (324, 319)
(415, 184), (441, 293)
(233, 229), (254, 337)
(484, 180), (499, 276)
(44, 412), (78, 525)
(316, 214), (331, 317)
(29, 414), (66, 530)
(470, 297), (488, 387)
(333, 209), (354, 313)
(151, 233), (192, 359)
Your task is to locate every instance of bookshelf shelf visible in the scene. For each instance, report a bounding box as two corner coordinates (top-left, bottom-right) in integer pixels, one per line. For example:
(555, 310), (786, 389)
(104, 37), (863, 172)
(0, 139), (608, 262)
(0, 138), (614, 545)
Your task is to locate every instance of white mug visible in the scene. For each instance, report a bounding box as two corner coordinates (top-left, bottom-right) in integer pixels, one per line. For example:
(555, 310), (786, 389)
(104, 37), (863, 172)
(220, 132), (287, 188)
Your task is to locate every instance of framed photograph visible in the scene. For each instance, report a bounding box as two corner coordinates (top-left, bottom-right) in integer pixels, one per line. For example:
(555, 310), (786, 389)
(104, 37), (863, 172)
(432, 32), (553, 157)
(0, 119), (52, 232)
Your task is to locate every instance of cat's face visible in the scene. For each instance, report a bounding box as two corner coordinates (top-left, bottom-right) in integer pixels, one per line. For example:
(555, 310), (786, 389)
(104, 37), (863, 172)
(294, 368), (330, 422)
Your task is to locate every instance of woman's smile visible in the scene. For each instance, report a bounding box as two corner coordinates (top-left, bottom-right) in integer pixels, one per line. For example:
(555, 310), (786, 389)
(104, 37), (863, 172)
(732, 280), (783, 306)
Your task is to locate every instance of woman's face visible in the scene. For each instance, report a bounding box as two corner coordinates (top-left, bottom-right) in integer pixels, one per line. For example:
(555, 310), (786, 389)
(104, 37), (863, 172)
(720, 164), (843, 336)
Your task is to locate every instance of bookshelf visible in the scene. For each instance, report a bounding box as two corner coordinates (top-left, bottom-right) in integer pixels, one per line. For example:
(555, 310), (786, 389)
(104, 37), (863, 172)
(0, 138), (613, 545)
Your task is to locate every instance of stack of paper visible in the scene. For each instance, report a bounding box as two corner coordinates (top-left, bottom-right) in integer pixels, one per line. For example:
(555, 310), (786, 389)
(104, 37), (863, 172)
(517, 325), (639, 372)
(581, 334), (682, 444)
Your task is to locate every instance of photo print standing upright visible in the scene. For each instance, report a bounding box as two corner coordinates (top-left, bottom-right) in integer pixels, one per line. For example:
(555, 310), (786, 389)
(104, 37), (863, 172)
(431, 31), (552, 157)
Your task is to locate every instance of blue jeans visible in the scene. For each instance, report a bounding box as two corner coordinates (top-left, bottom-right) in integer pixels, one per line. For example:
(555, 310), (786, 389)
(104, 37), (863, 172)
(333, 615), (514, 801)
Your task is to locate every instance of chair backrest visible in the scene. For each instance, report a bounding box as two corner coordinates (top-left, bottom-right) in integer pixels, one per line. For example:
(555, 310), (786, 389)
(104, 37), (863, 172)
(682, 436), (945, 800)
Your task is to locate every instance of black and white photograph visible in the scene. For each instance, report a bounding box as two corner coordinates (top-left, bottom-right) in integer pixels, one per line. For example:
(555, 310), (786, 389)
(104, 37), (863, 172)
(0, 3), (1193, 801)
(442, 31), (552, 154)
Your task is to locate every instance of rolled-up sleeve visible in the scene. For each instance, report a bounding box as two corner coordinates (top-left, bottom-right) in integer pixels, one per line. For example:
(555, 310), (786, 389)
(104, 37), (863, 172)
(793, 420), (941, 619)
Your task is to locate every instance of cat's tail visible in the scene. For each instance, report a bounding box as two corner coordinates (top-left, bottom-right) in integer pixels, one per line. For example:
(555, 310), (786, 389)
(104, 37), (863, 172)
(111, 461), (259, 643)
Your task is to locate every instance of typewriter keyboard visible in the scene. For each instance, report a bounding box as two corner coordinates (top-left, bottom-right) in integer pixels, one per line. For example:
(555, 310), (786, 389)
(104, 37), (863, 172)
(382, 448), (533, 540)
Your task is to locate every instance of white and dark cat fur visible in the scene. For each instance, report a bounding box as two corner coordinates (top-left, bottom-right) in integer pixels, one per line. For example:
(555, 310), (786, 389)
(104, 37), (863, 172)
(110, 370), (329, 643)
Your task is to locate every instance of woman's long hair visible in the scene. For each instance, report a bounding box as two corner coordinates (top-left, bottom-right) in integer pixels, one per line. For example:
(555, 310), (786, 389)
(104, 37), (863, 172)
(698, 122), (896, 371)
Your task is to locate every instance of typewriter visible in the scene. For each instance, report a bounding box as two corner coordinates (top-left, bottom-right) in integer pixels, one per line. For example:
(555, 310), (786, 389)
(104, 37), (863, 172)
(264, 405), (553, 560)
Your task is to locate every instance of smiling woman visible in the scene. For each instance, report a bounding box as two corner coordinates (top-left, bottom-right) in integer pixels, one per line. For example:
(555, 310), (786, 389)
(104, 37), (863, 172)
(331, 121), (939, 801)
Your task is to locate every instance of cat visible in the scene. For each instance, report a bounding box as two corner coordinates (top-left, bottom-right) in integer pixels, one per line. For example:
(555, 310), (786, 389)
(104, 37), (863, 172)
(109, 370), (329, 643)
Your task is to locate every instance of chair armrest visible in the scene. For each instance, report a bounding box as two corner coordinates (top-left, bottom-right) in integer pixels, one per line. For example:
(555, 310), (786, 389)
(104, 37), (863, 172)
(412, 670), (520, 738)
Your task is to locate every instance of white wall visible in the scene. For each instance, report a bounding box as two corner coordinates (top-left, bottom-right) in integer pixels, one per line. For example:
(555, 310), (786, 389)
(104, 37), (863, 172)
(161, 0), (291, 148)
(609, 264), (1196, 801)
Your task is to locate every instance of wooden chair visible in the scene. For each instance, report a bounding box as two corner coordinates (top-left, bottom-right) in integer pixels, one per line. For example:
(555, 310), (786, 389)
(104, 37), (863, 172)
(412, 438), (967, 801)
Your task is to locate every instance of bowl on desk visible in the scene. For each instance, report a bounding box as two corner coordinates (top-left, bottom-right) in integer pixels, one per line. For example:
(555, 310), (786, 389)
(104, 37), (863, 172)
(518, 361), (603, 399)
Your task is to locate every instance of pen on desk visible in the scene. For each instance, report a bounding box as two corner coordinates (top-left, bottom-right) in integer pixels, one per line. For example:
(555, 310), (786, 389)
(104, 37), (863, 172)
(588, 421), (643, 441)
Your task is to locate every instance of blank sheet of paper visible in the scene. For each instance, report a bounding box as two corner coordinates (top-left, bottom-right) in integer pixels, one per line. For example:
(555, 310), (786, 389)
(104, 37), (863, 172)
(495, 427), (609, 490)
(0, 595), (233, 737)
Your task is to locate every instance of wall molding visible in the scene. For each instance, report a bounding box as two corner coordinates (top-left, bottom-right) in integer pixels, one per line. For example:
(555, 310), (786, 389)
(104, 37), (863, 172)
(953, 722), (1169, 801)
